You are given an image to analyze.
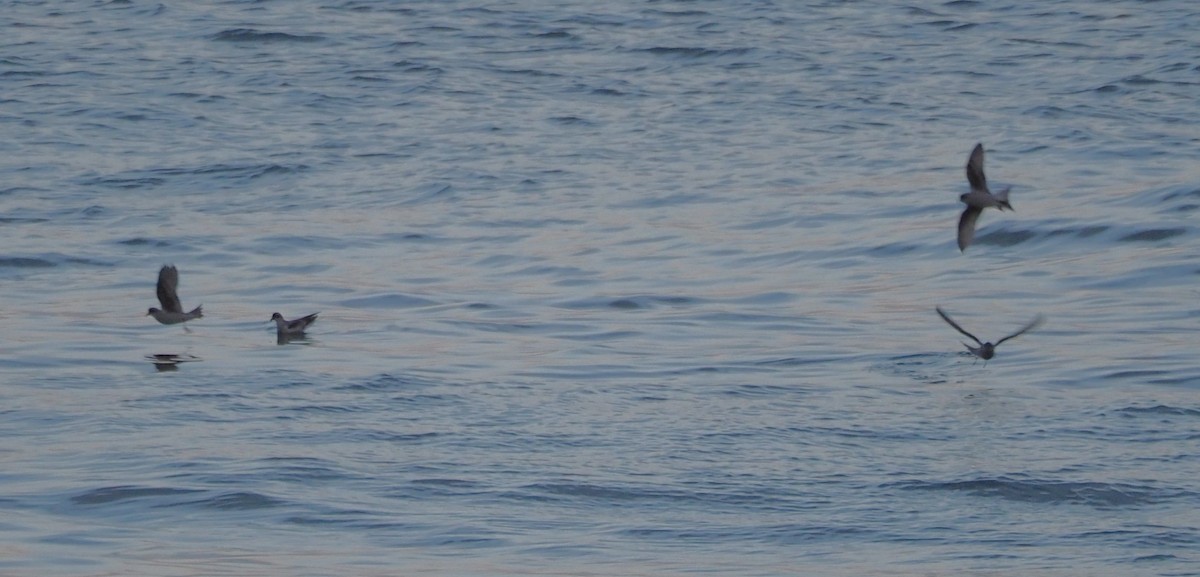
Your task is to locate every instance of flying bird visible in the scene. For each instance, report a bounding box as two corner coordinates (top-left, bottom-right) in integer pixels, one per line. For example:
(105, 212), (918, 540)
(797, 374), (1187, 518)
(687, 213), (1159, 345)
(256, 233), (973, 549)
(957, 143), (1013, 252)
(271, 312), (318, 341)
(146, 265), (203, 326)
(935, 306), (1043, 364)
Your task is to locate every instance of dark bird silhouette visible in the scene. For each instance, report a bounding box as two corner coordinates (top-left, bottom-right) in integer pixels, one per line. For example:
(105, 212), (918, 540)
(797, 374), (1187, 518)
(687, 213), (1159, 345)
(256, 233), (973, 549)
(957, 143), (1013, 251)
(146, 265), (203, 326)
(936, 306), (1043, 364)
(271, 312), (319, 341)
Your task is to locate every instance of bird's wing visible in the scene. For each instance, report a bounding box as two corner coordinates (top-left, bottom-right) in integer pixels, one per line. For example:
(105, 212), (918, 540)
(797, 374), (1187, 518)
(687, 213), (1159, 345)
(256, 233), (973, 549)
(966, 143), (987, 192)
(156, 265), (183, 313)
(996, 315), (1045, 346)
(936, 306), (983, 346)
(957, 206), (981, 252)
(289, 313), (319, 330)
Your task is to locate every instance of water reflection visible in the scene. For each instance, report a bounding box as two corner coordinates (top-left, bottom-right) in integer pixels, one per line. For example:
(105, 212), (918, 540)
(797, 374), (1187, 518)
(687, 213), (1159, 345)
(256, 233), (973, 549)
(145, 353), (201, 371)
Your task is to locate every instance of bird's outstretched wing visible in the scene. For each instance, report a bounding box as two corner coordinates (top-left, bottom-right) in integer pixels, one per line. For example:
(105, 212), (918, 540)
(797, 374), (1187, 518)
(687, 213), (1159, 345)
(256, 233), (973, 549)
(996, 315), (1045, 346)
(156, 265), (183, 313)
(288, 313), (319, 331)
(966, 143), (987, 192)
(936, 306), (983, 346)
(957, 206), (981, 252)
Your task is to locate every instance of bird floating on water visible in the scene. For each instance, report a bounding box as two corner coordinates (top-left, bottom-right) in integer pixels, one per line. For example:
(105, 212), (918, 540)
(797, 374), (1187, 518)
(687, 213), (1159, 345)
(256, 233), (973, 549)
(271, 312), (318, 341)
(935, 306), (1043, 364)
(146, 265), (203, 327)
(957, 143), (1013, 252)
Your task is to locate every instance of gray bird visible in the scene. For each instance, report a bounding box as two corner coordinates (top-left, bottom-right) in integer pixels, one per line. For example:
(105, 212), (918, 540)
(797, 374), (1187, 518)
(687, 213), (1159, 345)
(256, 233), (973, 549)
(146, 265), (203, 326)
(936, 306), (1043, 364)
(957, 143), (1013, 252)
(271, 312), (318, 339)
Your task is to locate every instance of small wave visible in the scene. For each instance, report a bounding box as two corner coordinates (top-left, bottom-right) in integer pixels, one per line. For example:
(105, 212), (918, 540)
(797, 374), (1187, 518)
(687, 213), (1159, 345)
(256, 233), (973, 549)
(637, 46), (753, 59)
(338, 293), (437, 309)
(898, 476), (1183, 508)
(1117, 405), (1200, 418)
(1118, 228), (1187, 242)
(202, 491), (286, 511)
(78, 175), (165, 189)
(212, 29), (324, 43)
(973, 227), (1039, 248)
(72, 485), (201, 505)
(557, 294), (699, 310)
(335, 373), (442, 392)
(0, 257), (55, 268)
(118, 237), (169, 247)
(393, 59), (442, 74)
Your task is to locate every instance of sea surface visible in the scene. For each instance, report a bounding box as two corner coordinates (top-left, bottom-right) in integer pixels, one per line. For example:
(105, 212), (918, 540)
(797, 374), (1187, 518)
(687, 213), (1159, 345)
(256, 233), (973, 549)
(2, 1), (1199, 576)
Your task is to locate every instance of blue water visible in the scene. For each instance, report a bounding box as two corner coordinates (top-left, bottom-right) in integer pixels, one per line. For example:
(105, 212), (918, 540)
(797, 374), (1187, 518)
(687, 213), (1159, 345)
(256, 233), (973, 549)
(2, 1), (1199, 575)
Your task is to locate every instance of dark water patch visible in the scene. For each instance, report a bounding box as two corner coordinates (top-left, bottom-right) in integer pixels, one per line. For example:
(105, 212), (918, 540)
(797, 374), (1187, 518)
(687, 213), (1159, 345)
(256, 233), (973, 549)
(726, 291), (795, 306)
(1117, 405), (1200, 418)
(760, 355), (849, 368)
(531, 29), (574, 40)
(338, 293), (438, 309)
(637, 46), (754, 59)
(253, 458), (349, 482)
(1158, 186), (1200, 213)
(973, 227), (1038, 248)
(144, 353), (201, 371)
(0, 185), (52, 196)
(556, 294), (699, 310)
(644, 8), (711, 18)
(337, 429), (442, 444)
(549, 115), (593, 126)
(494, 66), (562, 79)
(0, 257), (55, 268)
(148, 163), (307, 180)
(556, 329), (641, 342)
(867, 241), (922, 257)
(198, 491), (286, 511)
(1147, 372), (1200, 387)
(393, 59), (443, 74)
(897, 477), (1182, 508)
(335, 373), (441, 392)
(283, 404), (360, 415)
(117, 237), (169, 247)
(717, 383), (798, 398)
(80, 205), (105, 217)
(1101, 369), (1172, 382)
(0, 216), (50, 224)
(1044, 224), (1109, 238)
(72, 485), (201, 506)
(167, 91), (228, 103)
(590, 86), (628, 97)
(212, 29), (324, 43)
(1119, 228), (1186, 242)
(507, 264), (593, 279)
(520, 482), (699, 507)
(78, 175), (165, 189)
(252, 234), (364, 252)
(1121, 74), (1161, 87)
(258, 262), (333, 275)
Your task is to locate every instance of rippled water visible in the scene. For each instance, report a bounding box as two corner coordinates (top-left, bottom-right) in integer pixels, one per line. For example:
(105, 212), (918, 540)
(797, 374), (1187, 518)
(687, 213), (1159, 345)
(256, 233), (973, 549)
(2, 1), (1199, 575)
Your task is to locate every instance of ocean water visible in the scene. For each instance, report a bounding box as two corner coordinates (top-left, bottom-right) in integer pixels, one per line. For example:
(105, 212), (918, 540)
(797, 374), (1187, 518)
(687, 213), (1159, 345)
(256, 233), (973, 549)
(2, 1), (1199, 575)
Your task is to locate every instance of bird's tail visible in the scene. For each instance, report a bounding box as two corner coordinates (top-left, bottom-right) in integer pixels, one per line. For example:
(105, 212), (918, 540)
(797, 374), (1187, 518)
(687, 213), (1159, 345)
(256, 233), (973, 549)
(995, 186), (1013, 211)
(189, 305), (203, 318)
